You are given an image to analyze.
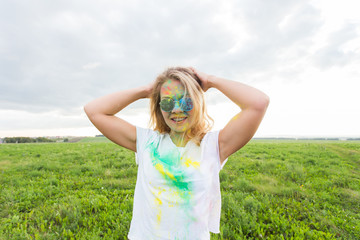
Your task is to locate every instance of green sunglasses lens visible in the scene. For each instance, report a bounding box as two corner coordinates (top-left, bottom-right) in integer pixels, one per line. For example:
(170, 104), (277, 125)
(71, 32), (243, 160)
(159, 98), (175, 112)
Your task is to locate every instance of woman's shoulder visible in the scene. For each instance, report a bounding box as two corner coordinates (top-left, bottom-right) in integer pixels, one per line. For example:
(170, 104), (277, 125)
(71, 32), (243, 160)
(135, 126), (164, 140)
(203, 129), (220, 140)
(199, 130), (220, 146)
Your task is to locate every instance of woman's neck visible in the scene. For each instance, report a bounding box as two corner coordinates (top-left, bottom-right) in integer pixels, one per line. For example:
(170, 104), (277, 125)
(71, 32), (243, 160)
(170, 131), (189, 147)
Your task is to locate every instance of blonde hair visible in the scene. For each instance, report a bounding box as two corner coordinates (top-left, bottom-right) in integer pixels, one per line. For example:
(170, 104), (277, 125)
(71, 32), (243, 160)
(149, 67), (213, 146)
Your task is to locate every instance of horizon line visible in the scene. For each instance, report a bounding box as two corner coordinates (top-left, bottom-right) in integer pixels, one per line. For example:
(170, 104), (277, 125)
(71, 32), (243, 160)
(1, 135), (360, 139)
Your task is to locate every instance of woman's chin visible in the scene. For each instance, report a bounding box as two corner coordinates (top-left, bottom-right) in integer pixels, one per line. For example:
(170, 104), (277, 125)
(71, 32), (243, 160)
(169, 123), (190, 133)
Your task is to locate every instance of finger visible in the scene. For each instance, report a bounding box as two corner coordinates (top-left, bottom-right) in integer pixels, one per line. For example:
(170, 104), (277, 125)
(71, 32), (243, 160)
(189, 67), (196, 73)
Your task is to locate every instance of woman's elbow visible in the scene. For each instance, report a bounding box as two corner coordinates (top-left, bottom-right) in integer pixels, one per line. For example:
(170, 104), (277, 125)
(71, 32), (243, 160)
(84, 104), (96, 118)
(255, 94), (270, 111)
(263, 94), (270, 108)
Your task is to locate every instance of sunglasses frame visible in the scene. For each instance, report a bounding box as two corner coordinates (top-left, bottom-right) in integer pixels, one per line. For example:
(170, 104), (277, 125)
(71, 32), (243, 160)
(159, 97), (193, 112)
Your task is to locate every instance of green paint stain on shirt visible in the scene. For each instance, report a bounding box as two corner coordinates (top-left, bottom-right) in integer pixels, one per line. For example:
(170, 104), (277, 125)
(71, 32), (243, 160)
(147, 140), (191, 193)
(145, 136), (197, 237)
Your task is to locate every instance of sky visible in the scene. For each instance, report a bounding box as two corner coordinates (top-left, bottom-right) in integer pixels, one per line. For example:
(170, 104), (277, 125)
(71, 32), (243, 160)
(1, 0), (359, 138)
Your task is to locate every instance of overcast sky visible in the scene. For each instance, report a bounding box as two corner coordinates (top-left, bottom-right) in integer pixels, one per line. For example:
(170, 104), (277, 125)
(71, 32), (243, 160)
(1, 0), (359, 138)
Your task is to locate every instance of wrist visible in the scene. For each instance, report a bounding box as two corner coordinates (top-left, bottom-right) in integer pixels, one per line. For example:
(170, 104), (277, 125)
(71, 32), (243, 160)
(139, 85), (153, 99)
(207, 75), (218, 89)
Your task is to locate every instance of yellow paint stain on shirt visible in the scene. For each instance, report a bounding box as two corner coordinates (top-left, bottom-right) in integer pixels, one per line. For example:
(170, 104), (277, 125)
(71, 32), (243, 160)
(150, 188), (163, 206)
(183, 158), (200, 169)
(156, 209), (162, 223)
(154, 163), (176, 181)
(157, 187), (166, 195)
(150, 188), (163, 224)
(165, 190), (178, 207)
(171, 189), (180, 197)
(155, 196), (162, 205)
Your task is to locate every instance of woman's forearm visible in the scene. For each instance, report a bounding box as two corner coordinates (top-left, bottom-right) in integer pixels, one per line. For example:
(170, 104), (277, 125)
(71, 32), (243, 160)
(84, 85), (151, 116)
(208, 76), (270, 110)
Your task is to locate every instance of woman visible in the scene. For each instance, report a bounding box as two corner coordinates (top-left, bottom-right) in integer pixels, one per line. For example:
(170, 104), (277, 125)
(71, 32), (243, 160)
(84, 67), (269, 239)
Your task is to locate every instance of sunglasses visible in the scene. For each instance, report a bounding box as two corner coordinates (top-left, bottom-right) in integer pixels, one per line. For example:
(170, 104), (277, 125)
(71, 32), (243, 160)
(159, 97), (193, 112)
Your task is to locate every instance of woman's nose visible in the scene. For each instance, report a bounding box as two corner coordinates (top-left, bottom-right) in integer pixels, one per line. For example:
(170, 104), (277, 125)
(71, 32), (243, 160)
(171, 101), (183, 113)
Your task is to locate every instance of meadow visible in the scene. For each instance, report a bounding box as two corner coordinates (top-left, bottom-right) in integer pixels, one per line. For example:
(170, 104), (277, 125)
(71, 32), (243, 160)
(0, 139), (359, 239)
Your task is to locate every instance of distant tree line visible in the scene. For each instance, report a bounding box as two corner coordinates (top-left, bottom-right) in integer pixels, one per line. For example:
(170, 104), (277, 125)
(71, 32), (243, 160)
(3, 137), (55, 143)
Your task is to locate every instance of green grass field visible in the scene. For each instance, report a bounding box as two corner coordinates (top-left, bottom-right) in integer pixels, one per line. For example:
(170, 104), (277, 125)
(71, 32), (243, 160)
(0, 140), (359, 239)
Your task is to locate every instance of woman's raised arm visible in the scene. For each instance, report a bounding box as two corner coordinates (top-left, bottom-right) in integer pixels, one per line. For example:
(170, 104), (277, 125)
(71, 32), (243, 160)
(84, 84), (152, 152)
(190, 68), (270, 165)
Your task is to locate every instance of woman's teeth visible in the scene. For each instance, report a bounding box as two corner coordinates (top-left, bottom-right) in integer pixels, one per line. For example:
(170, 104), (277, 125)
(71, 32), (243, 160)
(172, 117), (187, 122)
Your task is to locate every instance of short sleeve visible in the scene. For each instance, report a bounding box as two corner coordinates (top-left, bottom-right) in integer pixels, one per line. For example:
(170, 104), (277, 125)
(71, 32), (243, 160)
(135, 126), (154, 165)
(202, 130), (229, 233)
(215, 130), (229, 170)
(204, 130), (228, 171)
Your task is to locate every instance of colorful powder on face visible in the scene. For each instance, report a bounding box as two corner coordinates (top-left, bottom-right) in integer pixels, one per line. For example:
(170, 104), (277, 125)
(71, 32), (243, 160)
(161, 80), (185, 100)
(180, 123), (189, 131)
(160, 79), (194, 137)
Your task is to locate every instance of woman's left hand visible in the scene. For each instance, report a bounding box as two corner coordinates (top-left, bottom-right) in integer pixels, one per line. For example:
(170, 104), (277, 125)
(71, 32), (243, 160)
(189, 67), (212, 92)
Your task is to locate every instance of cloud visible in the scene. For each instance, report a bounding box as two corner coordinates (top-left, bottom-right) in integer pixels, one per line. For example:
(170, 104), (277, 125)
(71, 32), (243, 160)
(0, 0), (238, 115)
(82, 62), (101, 70)
(216, 1), (323, 77)
(313, 23), (360, 68)
(0, 109), (86, 130)
(0, 0), (324, 113)
(0, 0), (359, 136)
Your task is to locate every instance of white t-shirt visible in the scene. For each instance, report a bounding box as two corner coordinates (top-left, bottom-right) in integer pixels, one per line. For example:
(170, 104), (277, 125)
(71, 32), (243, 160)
(128, 126), (228, 240)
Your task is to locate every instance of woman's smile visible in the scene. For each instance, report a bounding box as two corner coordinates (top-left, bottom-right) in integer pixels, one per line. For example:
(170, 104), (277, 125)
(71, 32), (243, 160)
(171, 116), (187, 124)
